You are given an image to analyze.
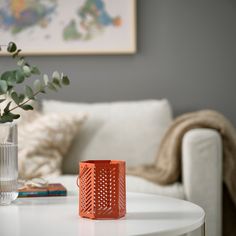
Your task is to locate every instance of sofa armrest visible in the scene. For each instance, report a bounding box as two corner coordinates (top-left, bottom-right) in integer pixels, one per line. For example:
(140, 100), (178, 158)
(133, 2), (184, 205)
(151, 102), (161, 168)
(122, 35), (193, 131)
(182, 128), (222, 236)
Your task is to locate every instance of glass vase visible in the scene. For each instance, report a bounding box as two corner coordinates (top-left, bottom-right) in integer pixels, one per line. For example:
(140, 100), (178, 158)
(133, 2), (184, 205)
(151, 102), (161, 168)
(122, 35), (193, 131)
(0, 123), (18, 205)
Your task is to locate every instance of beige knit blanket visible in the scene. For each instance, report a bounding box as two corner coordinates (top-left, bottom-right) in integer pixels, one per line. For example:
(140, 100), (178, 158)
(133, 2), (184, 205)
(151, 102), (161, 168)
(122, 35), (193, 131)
(127, 110), (236, 236)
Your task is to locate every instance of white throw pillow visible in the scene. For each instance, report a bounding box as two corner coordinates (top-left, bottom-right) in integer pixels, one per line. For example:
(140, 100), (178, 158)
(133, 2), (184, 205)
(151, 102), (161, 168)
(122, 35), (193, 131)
(42, 99), (173, 174)
(18, 111), (86, 179)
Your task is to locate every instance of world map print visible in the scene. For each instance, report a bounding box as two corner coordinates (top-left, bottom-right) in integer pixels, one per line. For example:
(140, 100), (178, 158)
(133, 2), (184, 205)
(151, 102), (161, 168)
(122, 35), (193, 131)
(0, 0), (135, 54)
(0, 0), (122, 41)
(0, 0), (56, 34)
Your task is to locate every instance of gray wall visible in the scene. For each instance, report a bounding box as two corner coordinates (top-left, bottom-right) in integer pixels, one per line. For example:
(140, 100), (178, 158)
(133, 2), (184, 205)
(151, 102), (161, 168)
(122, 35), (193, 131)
(1, 0), (236, 124)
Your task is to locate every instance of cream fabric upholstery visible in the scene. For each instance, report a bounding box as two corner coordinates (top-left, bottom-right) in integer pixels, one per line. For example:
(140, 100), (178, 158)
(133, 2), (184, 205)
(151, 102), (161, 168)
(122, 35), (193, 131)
(182, 129), (222, 236)
(42, 99), (173, 174)
(18, 111), (86, 179)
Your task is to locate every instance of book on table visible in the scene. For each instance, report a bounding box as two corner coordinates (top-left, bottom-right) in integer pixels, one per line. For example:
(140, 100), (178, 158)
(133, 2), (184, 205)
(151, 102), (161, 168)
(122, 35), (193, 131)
(18, 183), (67, 197)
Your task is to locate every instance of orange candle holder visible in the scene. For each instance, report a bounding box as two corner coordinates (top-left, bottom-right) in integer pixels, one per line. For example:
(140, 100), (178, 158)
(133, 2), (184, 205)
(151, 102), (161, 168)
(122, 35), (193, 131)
(78, 160), (126, 219)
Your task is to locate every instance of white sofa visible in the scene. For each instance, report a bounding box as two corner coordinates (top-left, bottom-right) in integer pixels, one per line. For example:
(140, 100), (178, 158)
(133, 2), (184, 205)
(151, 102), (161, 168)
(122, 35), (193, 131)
(42, 99), (222, 236)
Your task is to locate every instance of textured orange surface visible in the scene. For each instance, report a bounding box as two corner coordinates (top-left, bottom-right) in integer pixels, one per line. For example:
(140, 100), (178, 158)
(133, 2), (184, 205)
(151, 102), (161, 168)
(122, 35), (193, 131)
(79, 160), (126, 219)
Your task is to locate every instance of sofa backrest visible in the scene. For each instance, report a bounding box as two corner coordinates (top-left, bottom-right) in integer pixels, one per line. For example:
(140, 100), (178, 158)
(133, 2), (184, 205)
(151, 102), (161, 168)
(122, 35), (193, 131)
(42, 99), (173, 174)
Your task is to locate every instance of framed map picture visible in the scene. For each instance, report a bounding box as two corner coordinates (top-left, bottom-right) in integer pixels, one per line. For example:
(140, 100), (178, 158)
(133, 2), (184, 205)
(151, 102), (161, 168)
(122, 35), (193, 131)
(0, 0), (136, 55)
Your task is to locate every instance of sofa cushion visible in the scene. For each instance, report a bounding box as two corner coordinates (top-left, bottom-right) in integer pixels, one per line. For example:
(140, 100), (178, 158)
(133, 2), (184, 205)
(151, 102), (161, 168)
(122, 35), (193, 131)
(47, 175), (185, 199)
(18, 111), (86, 179)
(42, 99), (173, 174)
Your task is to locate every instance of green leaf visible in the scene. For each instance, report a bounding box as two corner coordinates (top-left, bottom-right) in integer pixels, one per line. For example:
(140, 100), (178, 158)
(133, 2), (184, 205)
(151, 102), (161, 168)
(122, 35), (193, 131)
(1, 71), (9, 80)
(61, 76), (70, 85)
(0, 112), (20, 123)
(0, 99), (6, 103)
(33, 79), (43, 92)
(43, 74), (49, 85)
(6, 76), (16, 86)
(23, 65), (31, 77)
(0, 114), (13, 123)
(11, 92), (20, 105)
(15, 70), (25, 83)
(52, 78), (61, 88)
(0, 80), (8, 93)
(1, 71), (16, 86)
(17, 58), (25, 67)
(4, 101), (12, 113)
(7, 42), (17, 53)
(10, 113), (20, 120)
(47, 82), (57, 92)
(31, 66), (41, 75)
(18, 94), (25, 103)
(52, 71), (60, 80)
(1, 71), (15, 82)
(25, 86), (34, 99)
(20, 104), (33, 111)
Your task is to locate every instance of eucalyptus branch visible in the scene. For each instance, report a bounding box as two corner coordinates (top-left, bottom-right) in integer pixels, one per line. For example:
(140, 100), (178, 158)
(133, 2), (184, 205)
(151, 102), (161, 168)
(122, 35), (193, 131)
(0, 42), (70, 123)
(9, 89), (43, 113)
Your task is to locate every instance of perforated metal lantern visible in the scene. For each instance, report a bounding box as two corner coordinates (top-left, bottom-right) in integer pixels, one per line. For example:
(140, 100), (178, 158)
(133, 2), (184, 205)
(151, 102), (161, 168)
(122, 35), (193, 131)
(79, 160), (126, 219)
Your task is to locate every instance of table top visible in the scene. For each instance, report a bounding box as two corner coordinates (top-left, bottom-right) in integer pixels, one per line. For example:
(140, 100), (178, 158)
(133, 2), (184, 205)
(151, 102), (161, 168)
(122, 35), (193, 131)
(0, 192), (205, 236)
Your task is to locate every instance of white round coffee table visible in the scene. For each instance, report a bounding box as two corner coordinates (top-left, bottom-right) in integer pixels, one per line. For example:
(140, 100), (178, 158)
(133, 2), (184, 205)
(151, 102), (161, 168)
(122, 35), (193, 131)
(0, 192), (205, 236)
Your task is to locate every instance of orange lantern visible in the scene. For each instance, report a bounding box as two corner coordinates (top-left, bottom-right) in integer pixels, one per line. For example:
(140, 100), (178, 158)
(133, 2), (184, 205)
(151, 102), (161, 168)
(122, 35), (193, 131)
(78, 160), (126, 219)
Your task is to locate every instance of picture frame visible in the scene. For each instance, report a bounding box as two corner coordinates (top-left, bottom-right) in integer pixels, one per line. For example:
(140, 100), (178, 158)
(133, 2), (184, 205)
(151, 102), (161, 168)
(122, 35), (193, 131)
(0, 0), (137, 55)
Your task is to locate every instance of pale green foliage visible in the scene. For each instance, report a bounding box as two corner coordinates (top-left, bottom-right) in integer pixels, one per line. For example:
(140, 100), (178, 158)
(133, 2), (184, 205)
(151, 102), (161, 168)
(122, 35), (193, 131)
(0, 42), (70, 123)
